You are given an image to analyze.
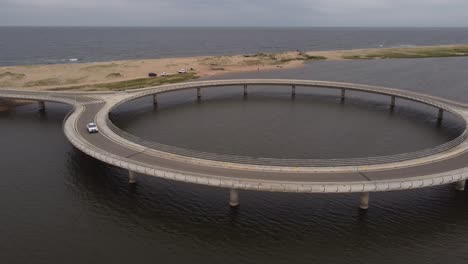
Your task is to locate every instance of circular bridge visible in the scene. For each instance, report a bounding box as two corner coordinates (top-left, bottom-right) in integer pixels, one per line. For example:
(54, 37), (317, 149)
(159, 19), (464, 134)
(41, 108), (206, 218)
(2, 79), (468, 209)
(106, 80), (467, 169)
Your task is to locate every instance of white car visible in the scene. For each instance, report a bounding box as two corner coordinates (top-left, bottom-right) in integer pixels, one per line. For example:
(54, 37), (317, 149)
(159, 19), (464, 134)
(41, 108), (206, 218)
(86, 122), (99, 133)
(160, 72), (170, 76)
(177, 69), (187, 74)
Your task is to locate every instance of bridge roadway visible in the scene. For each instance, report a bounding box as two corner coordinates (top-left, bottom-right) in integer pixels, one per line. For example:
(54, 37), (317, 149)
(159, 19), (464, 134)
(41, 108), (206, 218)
(3, 79), (468, 210)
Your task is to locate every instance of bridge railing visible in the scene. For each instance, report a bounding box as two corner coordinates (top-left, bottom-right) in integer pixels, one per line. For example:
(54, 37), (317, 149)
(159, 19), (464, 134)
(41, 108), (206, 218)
(105, 117), (467, 167)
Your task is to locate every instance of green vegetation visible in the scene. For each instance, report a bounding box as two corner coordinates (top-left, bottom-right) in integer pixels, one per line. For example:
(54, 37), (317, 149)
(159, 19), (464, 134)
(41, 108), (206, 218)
(204, 51), (327, 69)
(303, 55), (327, 60)
(24, 77), (87, 87)
(0, 72), (26, 80)
(343, 46), (468, 60)
(210, 67), (226, 71)
(49, 73), (199, 91)
(25, 78), (61, 87)
(342, 55), (371, 60)
(241, 52), (328, 66)
(244, 53), (269, 58)
(279, 54), (327, 63)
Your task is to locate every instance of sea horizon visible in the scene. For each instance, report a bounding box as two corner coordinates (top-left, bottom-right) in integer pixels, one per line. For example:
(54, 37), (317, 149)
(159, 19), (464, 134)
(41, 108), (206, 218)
(2, 27), (468, 67)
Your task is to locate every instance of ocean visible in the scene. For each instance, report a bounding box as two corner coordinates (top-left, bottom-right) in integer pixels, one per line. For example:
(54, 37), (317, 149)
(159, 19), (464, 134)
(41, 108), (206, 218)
(1, 27), (468, 66)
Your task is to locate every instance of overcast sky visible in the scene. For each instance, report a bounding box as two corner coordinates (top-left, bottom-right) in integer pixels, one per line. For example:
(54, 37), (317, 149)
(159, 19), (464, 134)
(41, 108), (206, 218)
(1, 0), (468, 27)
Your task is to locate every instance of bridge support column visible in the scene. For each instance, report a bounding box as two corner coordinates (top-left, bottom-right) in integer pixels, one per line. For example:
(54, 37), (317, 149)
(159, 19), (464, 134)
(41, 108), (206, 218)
(292, 85), (296, 97)
(437, 108), (444, 123)
(340, 89), (346, 102)
(129, 171), (137, 184)
(229, 189), (239, 207)
(243, 85), (248, 96)
(390, 96), (396, 110)
(38, 101), (45, 112)
(359, 192), (369, 210)
(197, 88), (201, 100)
(455, 180), (466, 191)
(153, 94), (158, 105)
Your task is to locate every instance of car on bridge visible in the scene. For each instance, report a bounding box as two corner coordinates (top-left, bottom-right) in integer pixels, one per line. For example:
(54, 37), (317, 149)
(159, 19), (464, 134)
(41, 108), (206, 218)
(86, 122), (99, 133)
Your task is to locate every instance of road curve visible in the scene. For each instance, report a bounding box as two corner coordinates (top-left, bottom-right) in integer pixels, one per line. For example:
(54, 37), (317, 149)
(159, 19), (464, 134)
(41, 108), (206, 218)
(2, 79), (468, 195)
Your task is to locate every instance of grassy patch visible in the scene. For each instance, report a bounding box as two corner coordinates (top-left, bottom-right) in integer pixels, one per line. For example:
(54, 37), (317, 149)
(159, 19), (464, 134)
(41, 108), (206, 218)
(303, 55), (327, 60)
(279, 54), (327, 63)
(25, 78), (61, 87)
(49, 73), (199, 91)
(24, 77), (86, 87)
(0, 72), (26, 80)
(210, 67), (226, 71)
(342, 55), (371, 60)
(343, 46), (468, 60)
(245, 53), (269, 58)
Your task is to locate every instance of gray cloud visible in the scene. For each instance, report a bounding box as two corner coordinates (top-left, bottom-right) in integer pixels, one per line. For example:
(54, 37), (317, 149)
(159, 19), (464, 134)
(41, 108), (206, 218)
(1, 0), (468, 26)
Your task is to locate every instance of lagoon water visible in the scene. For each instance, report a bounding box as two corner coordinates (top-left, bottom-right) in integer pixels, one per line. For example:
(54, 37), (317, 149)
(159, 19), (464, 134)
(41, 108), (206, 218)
(2, 28), (468, 263)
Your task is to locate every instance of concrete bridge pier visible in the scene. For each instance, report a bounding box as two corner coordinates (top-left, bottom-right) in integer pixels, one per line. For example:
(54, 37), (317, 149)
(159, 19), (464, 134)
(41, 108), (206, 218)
(152, 94), (158, 105)
(243, 85), (248, 96)
(359, 192), (369, 210)
(197, 88), (201, 100)
(128, 171), (137, 184)
(38, 101), (45, 112)
(390, 96), (396, 110)
(229, 189), (239, 207)
(340, 89), (346, 102)
(437, 108), (444, 124)
(292, 85), (296, 97)
(455, 180), (466, 191)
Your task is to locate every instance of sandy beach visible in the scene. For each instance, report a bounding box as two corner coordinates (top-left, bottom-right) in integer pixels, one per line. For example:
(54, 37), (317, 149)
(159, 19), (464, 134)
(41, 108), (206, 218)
(0, 51), (307, 91)
(1, 44), (468, 93)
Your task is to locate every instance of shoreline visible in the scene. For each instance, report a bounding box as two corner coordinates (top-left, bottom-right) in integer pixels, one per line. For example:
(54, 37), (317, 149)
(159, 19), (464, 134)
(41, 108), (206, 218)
(0, 44), (467, 92)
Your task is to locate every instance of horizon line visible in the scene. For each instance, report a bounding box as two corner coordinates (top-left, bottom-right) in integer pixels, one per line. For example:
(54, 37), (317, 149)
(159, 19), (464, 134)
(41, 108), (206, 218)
(2, 25), (468, 29)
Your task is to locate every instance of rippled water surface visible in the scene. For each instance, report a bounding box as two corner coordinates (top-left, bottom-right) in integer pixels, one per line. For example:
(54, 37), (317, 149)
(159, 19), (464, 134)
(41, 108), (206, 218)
(3, 58), (468, 263)
(2, 27), (468, 66)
